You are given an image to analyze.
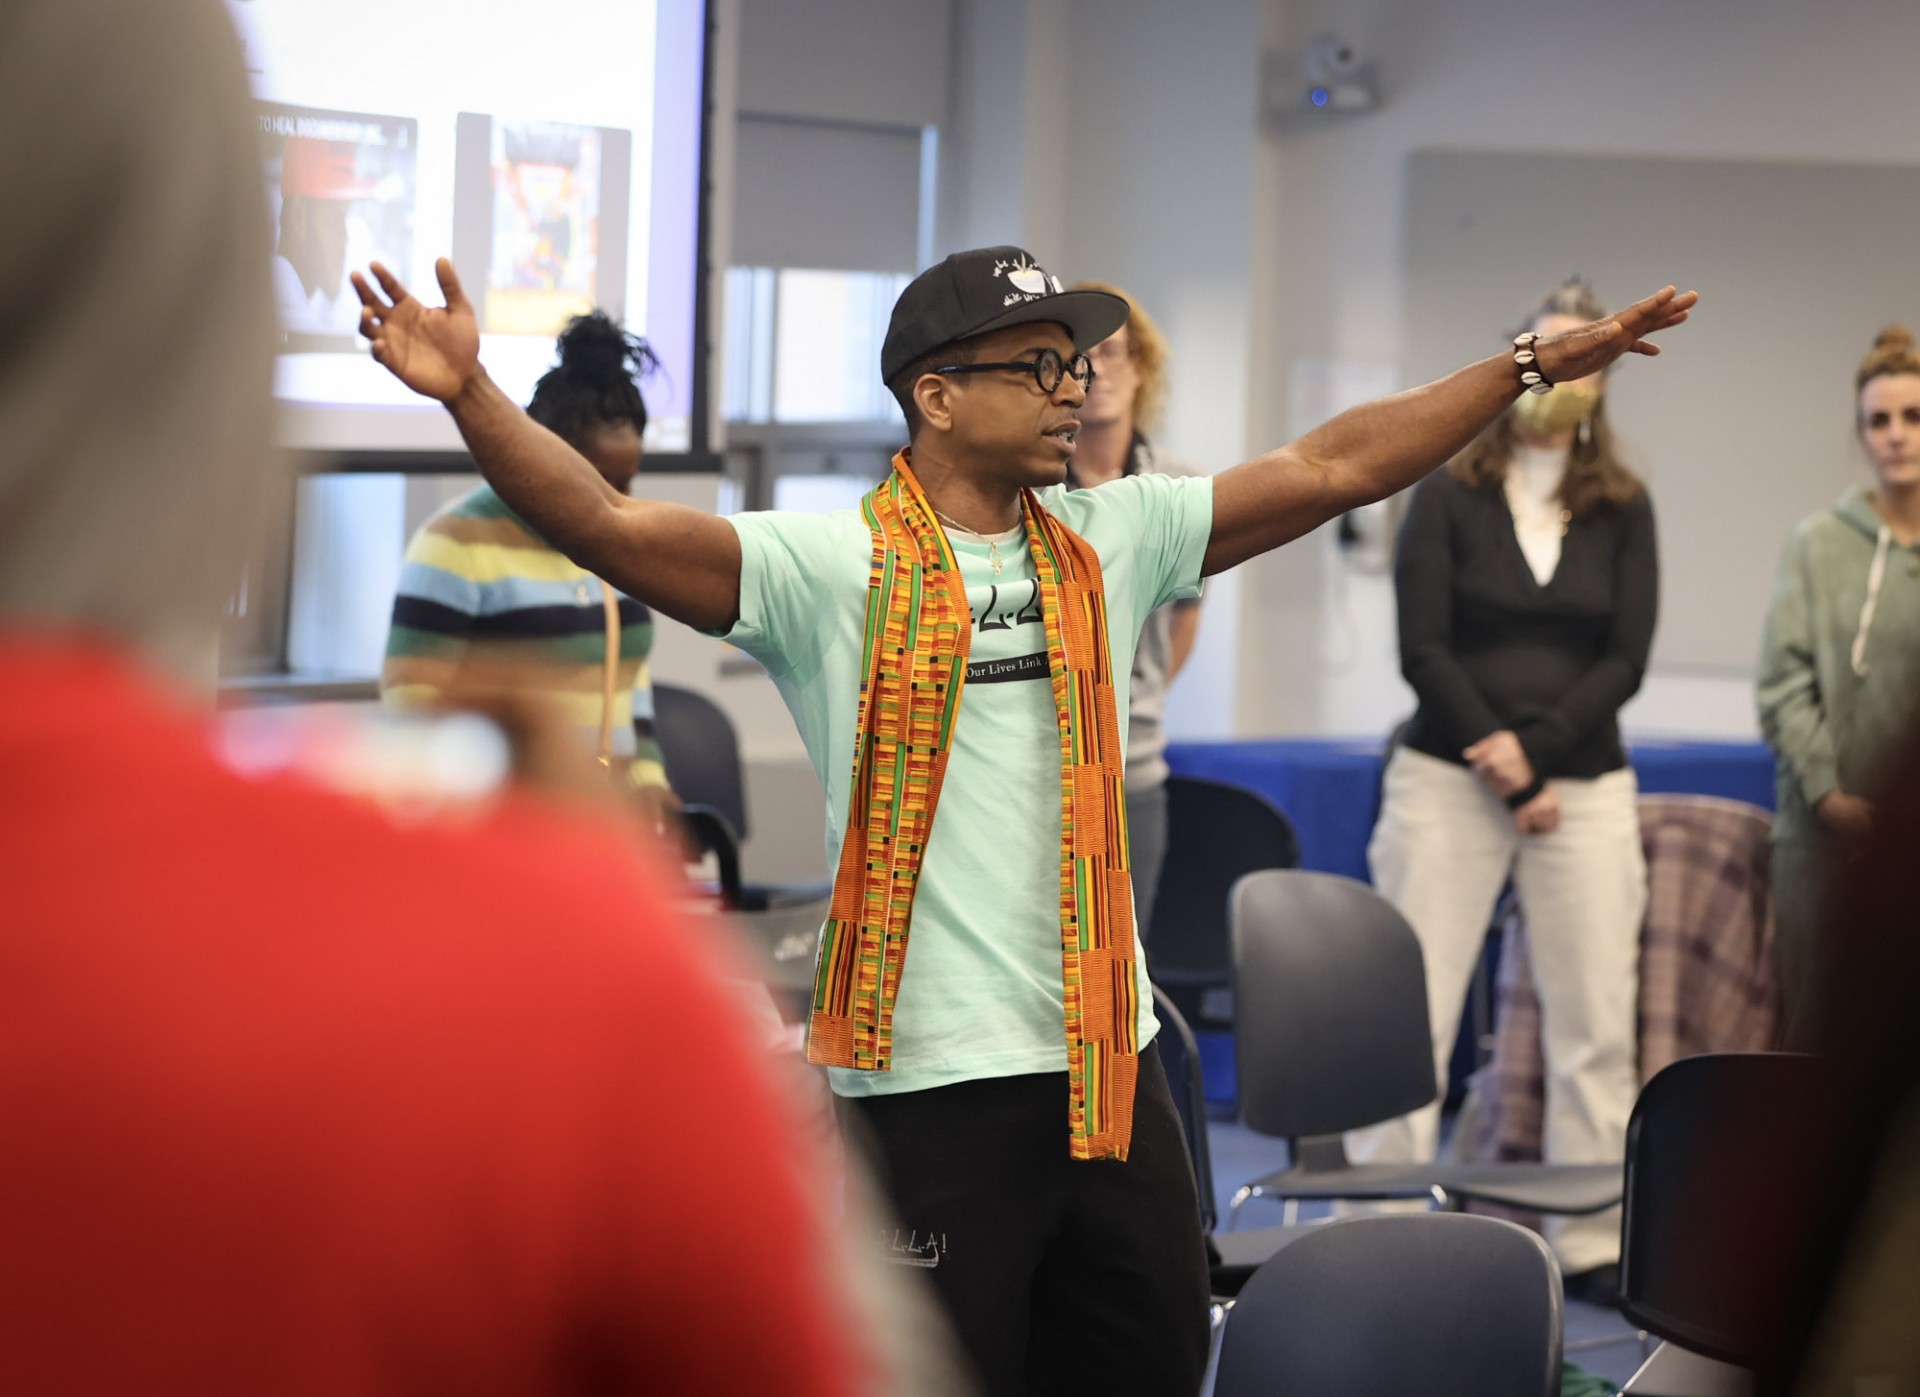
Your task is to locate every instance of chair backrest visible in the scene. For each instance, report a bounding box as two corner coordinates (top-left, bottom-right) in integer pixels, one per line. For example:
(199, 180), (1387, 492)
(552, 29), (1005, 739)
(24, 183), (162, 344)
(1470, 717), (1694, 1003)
(1147, 776), (1300, 985)
(652, 683), (749, 840)
(1231, 869), (1436, 1142)
(1150, 985), (1216, 1233)
(1620, 1051), (1824, 1366)
(1214, 1213), (1563, 1397)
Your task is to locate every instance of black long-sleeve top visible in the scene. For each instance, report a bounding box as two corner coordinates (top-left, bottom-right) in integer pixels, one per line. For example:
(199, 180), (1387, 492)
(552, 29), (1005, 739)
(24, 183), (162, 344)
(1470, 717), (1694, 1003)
(1394, 468), (1659, 798)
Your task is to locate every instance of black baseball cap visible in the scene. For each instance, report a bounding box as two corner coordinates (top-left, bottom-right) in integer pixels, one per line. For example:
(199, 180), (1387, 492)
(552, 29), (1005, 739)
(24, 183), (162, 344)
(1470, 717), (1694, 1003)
(880, 246), (1130, 384)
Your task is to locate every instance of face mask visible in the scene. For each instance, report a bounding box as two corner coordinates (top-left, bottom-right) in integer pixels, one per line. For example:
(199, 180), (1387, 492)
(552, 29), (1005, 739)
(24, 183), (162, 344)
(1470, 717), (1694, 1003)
(1512, 381), (1600, 437)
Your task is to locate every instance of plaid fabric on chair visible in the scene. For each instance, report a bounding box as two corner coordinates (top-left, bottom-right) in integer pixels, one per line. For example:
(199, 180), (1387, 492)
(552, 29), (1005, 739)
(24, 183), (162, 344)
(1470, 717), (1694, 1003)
(1463, 794), (1781, 1164)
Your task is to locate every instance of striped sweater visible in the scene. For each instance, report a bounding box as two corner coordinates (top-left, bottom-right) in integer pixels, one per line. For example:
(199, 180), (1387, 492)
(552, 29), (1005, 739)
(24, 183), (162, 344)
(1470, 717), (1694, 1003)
(381, 485), (668, 791)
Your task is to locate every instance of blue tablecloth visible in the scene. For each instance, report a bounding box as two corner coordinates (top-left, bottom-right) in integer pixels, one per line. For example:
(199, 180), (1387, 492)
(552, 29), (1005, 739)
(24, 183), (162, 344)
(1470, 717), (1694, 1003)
(1165, 736), (1776, 885)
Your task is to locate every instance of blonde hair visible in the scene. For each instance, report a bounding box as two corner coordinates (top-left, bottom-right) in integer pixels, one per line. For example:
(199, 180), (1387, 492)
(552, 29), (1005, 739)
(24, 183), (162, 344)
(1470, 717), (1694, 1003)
(1072, 280), (1170, 435)
(1856, 325), (1920, 405)
(1449, 280), (1644, 518)
(0, 0), (276, 685)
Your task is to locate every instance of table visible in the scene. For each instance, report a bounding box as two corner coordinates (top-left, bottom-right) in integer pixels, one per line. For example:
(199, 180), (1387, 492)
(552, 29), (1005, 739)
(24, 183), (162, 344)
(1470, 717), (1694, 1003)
(1165, 737), (1776, 884)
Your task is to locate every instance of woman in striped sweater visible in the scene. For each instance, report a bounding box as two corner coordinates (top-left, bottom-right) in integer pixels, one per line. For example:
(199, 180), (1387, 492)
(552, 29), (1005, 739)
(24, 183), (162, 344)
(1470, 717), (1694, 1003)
(382, 313), (674, 809)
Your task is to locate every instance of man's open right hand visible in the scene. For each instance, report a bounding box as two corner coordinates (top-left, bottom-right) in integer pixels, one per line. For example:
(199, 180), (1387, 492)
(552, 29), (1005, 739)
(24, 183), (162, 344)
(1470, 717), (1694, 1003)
(351, 258), (482, 405)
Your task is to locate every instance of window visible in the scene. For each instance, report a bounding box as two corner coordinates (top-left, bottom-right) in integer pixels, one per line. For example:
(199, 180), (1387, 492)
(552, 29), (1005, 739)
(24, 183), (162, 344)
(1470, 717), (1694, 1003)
(219, 472), (477, 683)
(772, 472), (877, 514)
(722, 112), (934, 426)
(724, 266), (911, 424)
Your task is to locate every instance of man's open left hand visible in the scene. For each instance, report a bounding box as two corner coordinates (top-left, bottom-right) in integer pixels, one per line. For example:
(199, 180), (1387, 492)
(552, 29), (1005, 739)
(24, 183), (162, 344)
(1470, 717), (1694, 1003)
(1534, 285), (1699, 384)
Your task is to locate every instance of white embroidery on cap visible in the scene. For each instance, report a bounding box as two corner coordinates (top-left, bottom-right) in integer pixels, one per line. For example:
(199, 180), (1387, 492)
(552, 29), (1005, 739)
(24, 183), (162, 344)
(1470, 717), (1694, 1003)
(993, 254), (1053, 305)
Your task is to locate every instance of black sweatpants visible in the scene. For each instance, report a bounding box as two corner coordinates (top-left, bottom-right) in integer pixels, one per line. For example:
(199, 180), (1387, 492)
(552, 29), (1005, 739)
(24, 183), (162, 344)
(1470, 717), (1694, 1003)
(837, 1043), (1211, 1397)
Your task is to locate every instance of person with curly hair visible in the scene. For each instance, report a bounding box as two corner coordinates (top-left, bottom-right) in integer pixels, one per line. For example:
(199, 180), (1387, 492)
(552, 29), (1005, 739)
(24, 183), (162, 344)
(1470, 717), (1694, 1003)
(1064, 280), (1203, 936)
(382, 312), (675, 816)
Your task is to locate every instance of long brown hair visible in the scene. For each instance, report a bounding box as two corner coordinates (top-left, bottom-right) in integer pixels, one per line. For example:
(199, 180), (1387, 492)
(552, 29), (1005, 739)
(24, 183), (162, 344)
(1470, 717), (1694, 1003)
(1449, 281), (1645, 518)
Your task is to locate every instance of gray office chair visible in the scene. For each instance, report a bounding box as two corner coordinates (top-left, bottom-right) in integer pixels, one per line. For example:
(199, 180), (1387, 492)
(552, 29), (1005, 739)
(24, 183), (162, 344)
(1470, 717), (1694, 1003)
(1619, 1052), (1822, 1372)
(653, 682), (830, 911)
(1226, 869), (1622, 1226)
(1150, 986), (1302, 1297)
(1213, 1212), (1564, 1397)
(1147, 775), (1299, 1030)
(652, 683), (752, 842)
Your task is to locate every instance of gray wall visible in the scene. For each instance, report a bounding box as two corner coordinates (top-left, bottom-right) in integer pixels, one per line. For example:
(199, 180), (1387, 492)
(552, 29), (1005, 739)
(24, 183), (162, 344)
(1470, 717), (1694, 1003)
(700, 0), (1920, 868)
(296, 0), (1920, 875)
(1239, 0), (1920, 739)
(736, 0), (950, 129)
(1404, 150), (1920, 674)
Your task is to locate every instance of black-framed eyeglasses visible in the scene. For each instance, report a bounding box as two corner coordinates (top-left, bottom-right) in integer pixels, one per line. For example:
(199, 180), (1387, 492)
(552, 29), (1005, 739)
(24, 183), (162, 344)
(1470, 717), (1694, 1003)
(933, 347), (1095, 395)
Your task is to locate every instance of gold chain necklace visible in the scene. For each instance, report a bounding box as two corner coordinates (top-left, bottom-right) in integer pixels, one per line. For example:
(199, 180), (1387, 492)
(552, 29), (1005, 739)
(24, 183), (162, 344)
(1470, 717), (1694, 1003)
(931, 506), (1018, 576)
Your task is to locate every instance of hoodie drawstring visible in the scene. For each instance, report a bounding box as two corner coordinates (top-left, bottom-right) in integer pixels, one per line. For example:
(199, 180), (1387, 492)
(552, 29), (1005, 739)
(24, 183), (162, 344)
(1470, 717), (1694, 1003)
(1851, 523), (1893, 678)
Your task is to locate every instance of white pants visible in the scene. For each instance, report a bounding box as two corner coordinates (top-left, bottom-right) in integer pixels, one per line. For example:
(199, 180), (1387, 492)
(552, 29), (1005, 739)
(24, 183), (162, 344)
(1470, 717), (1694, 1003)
(1347, 747), (1646, 1273)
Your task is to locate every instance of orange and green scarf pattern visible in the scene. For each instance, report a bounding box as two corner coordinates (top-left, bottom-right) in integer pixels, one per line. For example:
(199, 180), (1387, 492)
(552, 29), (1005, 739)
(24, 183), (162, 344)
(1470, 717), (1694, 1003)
(807, 453), (1139, 1161)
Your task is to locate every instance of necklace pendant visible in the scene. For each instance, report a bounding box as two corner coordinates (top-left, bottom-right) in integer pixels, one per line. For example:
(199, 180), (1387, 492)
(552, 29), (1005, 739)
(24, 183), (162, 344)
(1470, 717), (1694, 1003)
(989, 541), (1003, 576)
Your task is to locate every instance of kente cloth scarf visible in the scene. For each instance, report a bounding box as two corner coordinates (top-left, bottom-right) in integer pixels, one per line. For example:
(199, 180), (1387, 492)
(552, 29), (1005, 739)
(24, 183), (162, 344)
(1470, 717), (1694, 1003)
(807, 452), (1140, 1162)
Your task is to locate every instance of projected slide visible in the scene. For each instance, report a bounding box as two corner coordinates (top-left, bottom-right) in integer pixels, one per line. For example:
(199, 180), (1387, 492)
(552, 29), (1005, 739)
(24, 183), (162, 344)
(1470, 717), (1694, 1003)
(452, 115), (631, 339)
(261, 104), (418, 350)
(229, 0), (705, 456)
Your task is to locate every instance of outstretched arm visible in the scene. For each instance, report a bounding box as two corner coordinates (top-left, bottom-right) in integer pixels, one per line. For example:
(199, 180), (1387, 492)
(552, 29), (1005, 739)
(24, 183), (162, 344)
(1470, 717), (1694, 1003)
(1202, 286), (1697, 575)
(353, 260), (743, 633)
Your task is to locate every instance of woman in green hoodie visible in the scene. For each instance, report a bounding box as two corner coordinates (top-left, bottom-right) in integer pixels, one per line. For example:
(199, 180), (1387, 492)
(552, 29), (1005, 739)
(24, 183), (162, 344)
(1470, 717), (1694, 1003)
(1758, 326), (1920, 1044)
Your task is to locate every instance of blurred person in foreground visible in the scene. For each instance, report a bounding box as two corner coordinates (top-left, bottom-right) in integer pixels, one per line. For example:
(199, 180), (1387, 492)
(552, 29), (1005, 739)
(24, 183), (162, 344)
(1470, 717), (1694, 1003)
(1758, 326), (1920, 1047)
(1614, 708), (1920, 1397)
(0, 1), (896, 1391)
(1065, 281), (1203, 936)
(382, 310), (676, 824)
(1771, 711), (1920, 1396)
(1351, 281), (1660, 1294)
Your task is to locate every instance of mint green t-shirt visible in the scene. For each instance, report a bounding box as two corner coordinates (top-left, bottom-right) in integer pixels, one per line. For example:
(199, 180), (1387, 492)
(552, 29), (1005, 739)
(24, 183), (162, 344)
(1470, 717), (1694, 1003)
(723, 470), (1214, 1097)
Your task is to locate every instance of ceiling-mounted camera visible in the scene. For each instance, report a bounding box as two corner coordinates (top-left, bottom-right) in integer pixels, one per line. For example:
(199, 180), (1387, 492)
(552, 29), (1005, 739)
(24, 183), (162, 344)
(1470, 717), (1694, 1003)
(1305, 33), (1363, 83)
(1264, 32), (1380, 122)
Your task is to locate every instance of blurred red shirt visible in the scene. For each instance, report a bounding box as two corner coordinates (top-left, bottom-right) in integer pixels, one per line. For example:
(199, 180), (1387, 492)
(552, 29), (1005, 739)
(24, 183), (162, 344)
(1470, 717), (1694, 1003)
(0, 634), (861, 1396)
